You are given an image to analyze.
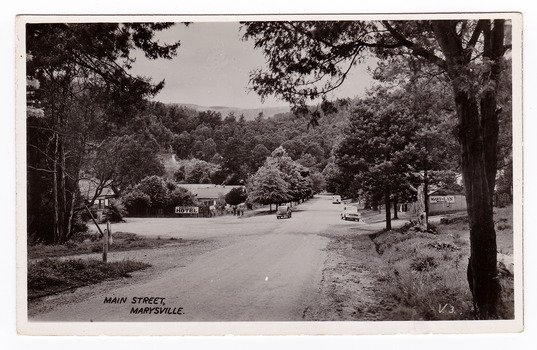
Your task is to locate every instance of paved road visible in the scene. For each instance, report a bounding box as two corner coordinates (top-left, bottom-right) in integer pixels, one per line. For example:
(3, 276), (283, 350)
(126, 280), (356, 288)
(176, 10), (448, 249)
(32, 195), (360, 322)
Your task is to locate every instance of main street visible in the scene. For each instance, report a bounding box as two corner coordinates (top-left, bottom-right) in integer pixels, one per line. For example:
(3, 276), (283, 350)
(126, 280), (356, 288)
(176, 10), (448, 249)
(31, 195), (372, 322)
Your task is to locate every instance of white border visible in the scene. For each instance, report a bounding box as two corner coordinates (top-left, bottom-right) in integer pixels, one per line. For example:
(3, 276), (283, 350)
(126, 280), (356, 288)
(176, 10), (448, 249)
(13, 11), (525, 339)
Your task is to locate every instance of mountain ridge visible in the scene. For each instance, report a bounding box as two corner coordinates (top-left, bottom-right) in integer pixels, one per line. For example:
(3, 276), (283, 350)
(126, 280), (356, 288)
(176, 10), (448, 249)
(171, 103), (291, 120)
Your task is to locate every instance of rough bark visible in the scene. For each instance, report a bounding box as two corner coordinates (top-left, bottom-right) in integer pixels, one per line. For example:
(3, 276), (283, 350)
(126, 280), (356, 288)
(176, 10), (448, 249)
(52, 134), (60, 243)
(456, 90), (500, 319)
(431, 19), (506, 319)
(384, 187), (391, 230)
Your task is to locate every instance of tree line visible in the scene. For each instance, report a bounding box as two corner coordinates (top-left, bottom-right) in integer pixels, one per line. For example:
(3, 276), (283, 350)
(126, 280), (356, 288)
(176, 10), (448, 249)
(26, 23), (342, 245)
(26, 19), (514, 319)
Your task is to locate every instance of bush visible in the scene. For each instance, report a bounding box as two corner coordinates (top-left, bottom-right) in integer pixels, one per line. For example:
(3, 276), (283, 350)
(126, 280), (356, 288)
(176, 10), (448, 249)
(136, 175), (170, 207)
(122, 189), (151, 210)
(225, 187), (247, 206)
(410, 256), (438, 272)
(103, 199), (127, 222)
(28, 258), (150, 298)
(169, 187), (198, 206)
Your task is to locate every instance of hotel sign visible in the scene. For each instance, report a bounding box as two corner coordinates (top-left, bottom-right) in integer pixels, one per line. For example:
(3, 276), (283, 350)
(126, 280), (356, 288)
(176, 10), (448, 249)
(175, 206), (199, 214)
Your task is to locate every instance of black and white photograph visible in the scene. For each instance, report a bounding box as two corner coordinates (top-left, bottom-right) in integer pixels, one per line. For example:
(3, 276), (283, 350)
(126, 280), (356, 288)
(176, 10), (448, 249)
(16, 13), (523, 335)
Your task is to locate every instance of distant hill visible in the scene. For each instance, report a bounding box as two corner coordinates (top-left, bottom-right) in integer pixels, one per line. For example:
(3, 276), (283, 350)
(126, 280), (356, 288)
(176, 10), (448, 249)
(173, 103), (291, 120)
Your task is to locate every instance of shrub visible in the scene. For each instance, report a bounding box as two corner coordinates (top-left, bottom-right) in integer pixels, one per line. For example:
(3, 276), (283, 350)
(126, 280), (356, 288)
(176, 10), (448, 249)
(27, 258), (150, 298)
(103, 199), (127, 222)
(225, 187), (247, 206)
(136, 175), (170, 207)
(410, 256), (437, 272)
(122, 189), (151, 210)
(169, 187), (198, 206)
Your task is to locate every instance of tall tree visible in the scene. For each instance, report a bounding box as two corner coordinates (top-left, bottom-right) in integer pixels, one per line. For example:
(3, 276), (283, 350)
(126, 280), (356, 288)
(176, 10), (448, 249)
(27, 23), (179, 243)
(225, 187), (248, 206)
(243, 19), (512, 318)
(265, 146), (313, 202)
(336, 87), (425, 229)
(247, 165), (292, 211)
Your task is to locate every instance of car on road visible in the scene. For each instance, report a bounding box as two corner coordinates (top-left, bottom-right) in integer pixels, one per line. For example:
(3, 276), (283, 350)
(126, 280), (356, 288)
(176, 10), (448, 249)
(332, 196), (342, 204)
(276, 204), (292, 219)
(341, 205), (361, 221)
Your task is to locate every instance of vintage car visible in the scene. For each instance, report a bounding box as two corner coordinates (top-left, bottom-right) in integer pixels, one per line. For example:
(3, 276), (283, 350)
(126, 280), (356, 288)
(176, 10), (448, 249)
(276, 204), (292, 219)
(341, 205), (361, 221)
(332, 195), (342, 204)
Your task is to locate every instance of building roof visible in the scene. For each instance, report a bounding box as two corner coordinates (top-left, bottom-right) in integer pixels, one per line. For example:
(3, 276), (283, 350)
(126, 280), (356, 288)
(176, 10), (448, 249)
(177, 184), (243, 199)
(79, 179), (117, 199)
(429, 189), (466, 196)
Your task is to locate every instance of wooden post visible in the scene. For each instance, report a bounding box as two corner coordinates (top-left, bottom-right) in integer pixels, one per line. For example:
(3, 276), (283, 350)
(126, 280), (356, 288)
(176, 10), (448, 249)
(103, 222), (109, 263)
(107, 220), (113, 245)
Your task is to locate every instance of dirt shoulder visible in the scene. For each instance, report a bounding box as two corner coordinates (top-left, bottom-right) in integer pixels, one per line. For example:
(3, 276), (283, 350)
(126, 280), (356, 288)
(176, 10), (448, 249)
(304, 226), (396, 321)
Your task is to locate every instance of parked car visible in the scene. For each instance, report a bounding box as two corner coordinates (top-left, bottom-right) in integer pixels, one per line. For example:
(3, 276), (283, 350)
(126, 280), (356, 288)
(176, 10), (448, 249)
(332, 196), (342, 204)
(276, 204), (292, 219)
(341, 205), (360, 221)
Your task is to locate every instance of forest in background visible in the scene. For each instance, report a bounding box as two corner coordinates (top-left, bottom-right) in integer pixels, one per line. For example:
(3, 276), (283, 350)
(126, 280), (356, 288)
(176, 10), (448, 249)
(25, 20), (514, 319)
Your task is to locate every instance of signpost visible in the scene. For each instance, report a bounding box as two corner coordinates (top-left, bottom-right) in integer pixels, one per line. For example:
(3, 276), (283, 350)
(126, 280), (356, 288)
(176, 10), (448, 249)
(429, 195), (455, 204)
(175, 206), (199, 214)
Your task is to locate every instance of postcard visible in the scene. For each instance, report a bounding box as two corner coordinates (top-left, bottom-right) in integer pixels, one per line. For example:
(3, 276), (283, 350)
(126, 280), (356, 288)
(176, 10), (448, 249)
(16, 13), (523, 335)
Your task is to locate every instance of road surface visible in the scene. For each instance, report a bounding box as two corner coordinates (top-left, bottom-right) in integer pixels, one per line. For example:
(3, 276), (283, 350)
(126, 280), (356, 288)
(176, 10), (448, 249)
(31, 195), (365, 322)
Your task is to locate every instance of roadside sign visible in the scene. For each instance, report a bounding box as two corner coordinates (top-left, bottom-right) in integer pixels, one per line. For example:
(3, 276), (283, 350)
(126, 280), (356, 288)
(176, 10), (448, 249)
(429, 195), (455, 203)
(175, 206), (199, 214)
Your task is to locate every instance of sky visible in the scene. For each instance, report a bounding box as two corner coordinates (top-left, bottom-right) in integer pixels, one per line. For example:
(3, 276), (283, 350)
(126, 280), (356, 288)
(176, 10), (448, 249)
(129, 22), (376, 109)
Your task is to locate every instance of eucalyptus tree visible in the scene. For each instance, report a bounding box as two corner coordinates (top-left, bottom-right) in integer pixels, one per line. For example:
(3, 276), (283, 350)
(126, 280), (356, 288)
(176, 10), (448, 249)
(27, 22), (180, 243)
(336, 87), (426, 230)
(243, 19), (512, 318)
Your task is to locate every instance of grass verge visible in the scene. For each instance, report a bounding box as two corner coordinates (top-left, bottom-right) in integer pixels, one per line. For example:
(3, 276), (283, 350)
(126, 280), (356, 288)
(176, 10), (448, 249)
(312, 206), (514, 321)
(28, 258), (150, 299)
(369, 206), (514, 320)
(28, 232), (182, 259)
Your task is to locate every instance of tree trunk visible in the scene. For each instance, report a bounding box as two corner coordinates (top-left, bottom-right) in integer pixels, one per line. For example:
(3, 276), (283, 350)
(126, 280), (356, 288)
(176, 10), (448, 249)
(52, 134), (60, 243)
(384, 187), (391, 230)
(59, 140), (67, 243)
(456, 90), (500, 319)
(393, 195), (398, 219)
(431, 19), (505, 318)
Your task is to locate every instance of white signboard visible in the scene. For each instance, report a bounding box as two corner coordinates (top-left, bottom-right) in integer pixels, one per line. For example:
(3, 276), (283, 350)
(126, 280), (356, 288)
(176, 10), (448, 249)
(175, 206), (199, 214)
(429, 195), (455, 204)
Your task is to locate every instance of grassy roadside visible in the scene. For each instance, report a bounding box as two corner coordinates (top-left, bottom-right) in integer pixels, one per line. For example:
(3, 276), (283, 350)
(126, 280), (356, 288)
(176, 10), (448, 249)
(28, 258), (150, 299)
(311, 206), (514, 321)
(28, 231), (182, 259)
(27, 231), (181, 300)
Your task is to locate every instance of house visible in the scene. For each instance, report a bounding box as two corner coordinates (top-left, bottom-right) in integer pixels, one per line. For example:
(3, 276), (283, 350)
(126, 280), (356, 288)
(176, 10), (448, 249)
(177, 184), (243, 207)
(79, 179), (119, 222)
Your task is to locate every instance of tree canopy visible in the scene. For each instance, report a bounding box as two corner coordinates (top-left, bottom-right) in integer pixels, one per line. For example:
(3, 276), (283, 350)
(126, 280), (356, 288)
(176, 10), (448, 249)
(27, 23), (180, 243)
(243, 19), (512, 318)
